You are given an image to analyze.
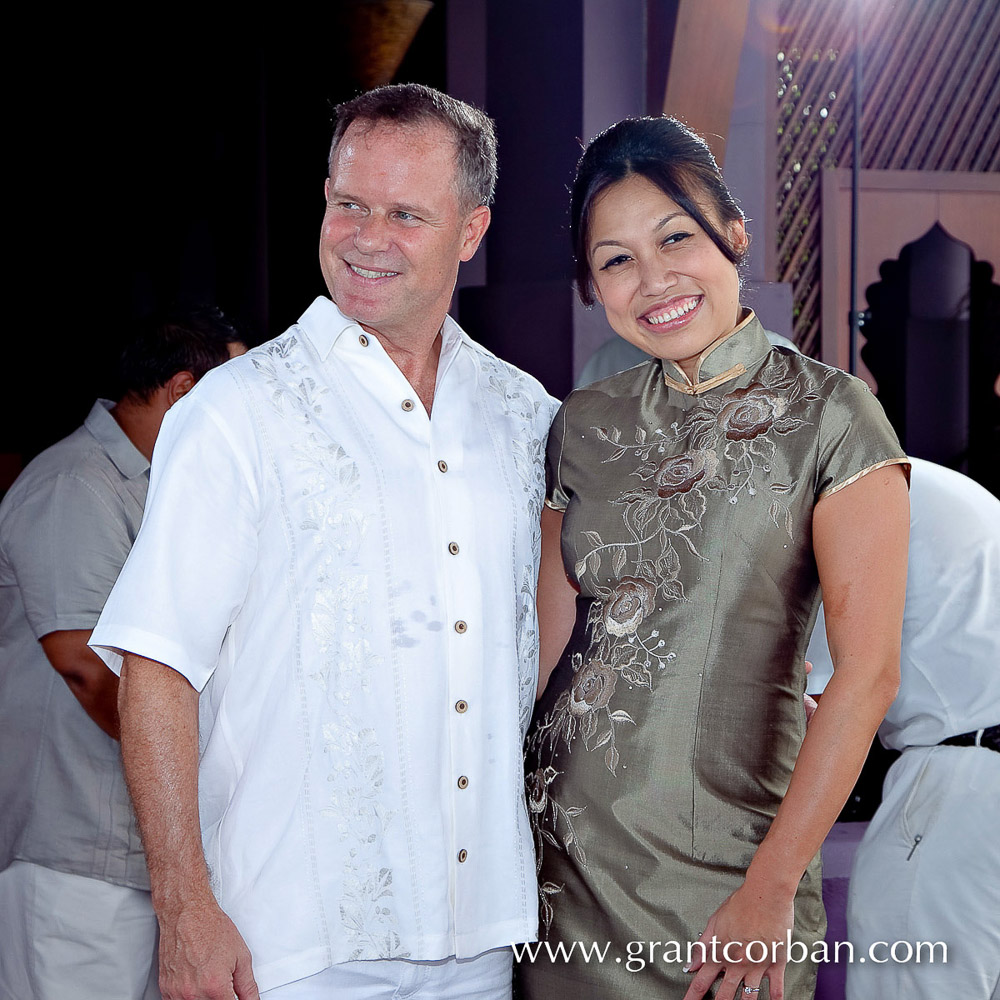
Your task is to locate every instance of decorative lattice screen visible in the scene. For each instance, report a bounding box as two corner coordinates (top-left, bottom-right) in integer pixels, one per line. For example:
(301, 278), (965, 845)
(775, 0), (1000, 356)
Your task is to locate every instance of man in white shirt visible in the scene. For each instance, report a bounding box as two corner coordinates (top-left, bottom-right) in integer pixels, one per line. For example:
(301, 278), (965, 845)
(90, 84), (557, 1000)
(807, 458), (1000, 998)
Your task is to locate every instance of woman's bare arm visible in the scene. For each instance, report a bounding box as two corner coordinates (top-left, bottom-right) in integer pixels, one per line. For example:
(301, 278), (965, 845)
(536, 506), (579, 698)
(684, 464), (909, 1000)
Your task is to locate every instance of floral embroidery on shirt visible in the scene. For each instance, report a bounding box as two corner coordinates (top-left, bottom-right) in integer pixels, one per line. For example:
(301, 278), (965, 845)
(478, 351), (554, 736)
(255, 332), (405, 960)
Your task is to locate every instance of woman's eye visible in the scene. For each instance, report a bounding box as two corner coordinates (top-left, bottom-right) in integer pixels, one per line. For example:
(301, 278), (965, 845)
(599, 254), (631, 271)
(662, 231), (693, 246)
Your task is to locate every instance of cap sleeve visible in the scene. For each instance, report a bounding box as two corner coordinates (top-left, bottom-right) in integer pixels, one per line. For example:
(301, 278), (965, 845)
(816, 374), (909, 500)
(545, 399), (571, 512)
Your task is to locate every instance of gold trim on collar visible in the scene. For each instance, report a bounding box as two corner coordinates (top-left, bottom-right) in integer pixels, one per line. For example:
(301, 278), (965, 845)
(663, 363), (747, 395)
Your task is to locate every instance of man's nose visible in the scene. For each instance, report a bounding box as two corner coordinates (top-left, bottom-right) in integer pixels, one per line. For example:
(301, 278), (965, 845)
(354, 213), (390, 253)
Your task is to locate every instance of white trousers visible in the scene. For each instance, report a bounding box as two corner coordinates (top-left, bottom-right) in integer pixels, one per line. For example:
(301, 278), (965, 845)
(261, 947), (513, 999)
(846, 745), (1000, 999)
(0, 860), (160, 1000)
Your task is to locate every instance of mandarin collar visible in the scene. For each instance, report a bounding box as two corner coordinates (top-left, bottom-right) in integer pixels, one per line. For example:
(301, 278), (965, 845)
(661, 310), (773, 395)
(84, 400), (149, 479)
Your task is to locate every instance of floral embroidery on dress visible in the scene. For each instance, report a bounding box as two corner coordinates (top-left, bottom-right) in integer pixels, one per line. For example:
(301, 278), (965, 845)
(525, 357), (836, 932)
(254, 332), (405, 960)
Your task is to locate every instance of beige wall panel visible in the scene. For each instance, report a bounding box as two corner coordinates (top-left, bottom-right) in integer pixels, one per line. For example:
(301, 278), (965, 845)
(821, 169), (1000, 384)
(663, 0), (750, 167)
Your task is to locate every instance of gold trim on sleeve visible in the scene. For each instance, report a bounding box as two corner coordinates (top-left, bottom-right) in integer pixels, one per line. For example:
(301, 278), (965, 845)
(817, 457), (911, 500)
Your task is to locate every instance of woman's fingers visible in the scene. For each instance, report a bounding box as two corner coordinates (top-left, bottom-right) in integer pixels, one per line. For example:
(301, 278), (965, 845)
(682, 956), (785, 1000)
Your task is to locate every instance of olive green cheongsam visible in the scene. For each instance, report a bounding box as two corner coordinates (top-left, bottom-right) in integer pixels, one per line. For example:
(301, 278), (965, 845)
(517, 313), (908, 999)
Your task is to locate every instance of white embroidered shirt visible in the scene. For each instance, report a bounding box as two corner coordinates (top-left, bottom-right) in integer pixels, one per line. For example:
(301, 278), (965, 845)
(91, 297), (557, 992)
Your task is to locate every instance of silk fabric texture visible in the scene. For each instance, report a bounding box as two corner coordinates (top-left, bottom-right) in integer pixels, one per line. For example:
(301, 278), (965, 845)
(519, 314), (908, 998)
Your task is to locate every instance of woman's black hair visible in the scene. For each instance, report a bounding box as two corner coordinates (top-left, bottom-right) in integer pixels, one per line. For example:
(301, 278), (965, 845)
(570, 116), (748, 306)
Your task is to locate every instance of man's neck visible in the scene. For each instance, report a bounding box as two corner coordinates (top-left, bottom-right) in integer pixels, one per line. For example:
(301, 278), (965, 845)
(110, 394), (168, 462)
(366, 324), (446, 416)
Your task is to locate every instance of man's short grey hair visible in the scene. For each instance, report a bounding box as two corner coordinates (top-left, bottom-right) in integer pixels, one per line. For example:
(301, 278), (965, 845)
(328, 83), (498, 212)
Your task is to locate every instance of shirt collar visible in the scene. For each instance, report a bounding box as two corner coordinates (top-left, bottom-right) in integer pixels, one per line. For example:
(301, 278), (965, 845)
(661, 309), (773, 395)
(84, 400), (150, 479)
(295, 297), (362, 360)
(297, 296), (466, 369)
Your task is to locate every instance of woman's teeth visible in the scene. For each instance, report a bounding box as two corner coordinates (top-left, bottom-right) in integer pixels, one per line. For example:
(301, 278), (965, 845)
(646, 297), (699, 324)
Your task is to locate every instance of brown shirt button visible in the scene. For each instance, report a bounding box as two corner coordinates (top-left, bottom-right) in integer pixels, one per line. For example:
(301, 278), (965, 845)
(455, 700), (468, 713)
(454, 620), (468, 634)
(457, 849), (468, 863)
(448, 542), (460, 555)
(358, 334), (369, 347)
(401, 399), (415, 412)
(437, 459), (448, 473)
(457, 775), (469, 790)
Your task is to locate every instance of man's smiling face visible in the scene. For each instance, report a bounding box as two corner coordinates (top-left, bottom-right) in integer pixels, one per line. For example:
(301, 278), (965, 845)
(319, 120), (488, 346)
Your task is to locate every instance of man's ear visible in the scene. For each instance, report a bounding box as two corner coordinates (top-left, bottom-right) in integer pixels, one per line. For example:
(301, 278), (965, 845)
(460, 205), (491, 262)
(165, 370), (196, 407)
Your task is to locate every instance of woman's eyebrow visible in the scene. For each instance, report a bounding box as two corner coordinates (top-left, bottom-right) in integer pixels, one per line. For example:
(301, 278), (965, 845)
(591, 212), (689, 254)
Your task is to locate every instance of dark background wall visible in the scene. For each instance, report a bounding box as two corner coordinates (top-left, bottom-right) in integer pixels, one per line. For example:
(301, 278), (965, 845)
(6, 10), (448, 467)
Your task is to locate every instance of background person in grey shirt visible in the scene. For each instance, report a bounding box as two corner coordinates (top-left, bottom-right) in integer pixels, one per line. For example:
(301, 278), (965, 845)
(0, 307), (245, 1000)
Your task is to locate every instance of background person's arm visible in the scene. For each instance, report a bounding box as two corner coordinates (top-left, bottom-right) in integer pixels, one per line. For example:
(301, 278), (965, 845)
(119, 652), (259, 1000)
(40, 629), (119, 739)
(684, 465), (909, 1000)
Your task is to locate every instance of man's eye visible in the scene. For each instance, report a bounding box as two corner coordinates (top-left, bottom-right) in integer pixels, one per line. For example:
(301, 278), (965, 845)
(395, 211), (416, 222)
(599, 254), (630, 271)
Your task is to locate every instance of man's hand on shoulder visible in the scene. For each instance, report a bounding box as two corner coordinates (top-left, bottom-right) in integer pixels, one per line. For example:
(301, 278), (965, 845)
(158, 892), (258, 1000)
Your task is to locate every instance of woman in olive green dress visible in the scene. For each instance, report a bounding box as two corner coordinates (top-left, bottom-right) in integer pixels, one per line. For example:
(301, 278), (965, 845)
(518, 118), (909, 1000)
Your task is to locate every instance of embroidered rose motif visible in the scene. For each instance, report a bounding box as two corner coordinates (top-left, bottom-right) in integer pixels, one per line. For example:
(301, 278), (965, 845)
(569, 659), (618, 715)
(602, 576), (657, 637)
(526, 765), (559, 813)
(718, 386), (789, 441)
(651, 448), (720, 498)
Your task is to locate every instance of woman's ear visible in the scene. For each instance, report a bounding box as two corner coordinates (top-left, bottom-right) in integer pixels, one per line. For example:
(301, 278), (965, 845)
(729, 218), (749, 256)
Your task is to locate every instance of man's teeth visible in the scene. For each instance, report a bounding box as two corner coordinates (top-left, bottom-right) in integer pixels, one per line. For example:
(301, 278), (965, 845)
(350, 264), (398, 278)
(647, 298), (699, 324)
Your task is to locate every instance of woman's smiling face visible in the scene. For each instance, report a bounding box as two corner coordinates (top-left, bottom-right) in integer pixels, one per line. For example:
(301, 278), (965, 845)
(587, 173), (746, 380)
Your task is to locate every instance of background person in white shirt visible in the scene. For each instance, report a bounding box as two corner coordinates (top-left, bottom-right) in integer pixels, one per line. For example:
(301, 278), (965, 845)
(806, 458), (1000, 998)
(90, 84), (557, 1000)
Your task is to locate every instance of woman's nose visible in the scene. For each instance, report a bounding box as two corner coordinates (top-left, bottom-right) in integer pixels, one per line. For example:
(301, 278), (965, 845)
(638, 259), (676, 297)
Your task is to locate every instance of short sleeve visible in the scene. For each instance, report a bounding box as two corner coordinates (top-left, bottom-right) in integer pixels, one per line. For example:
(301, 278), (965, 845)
(545, 400), (571, 512)
(3, 474), (134, 639)
(90, 388), (260, 690)
(815, 375), (909, 500)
